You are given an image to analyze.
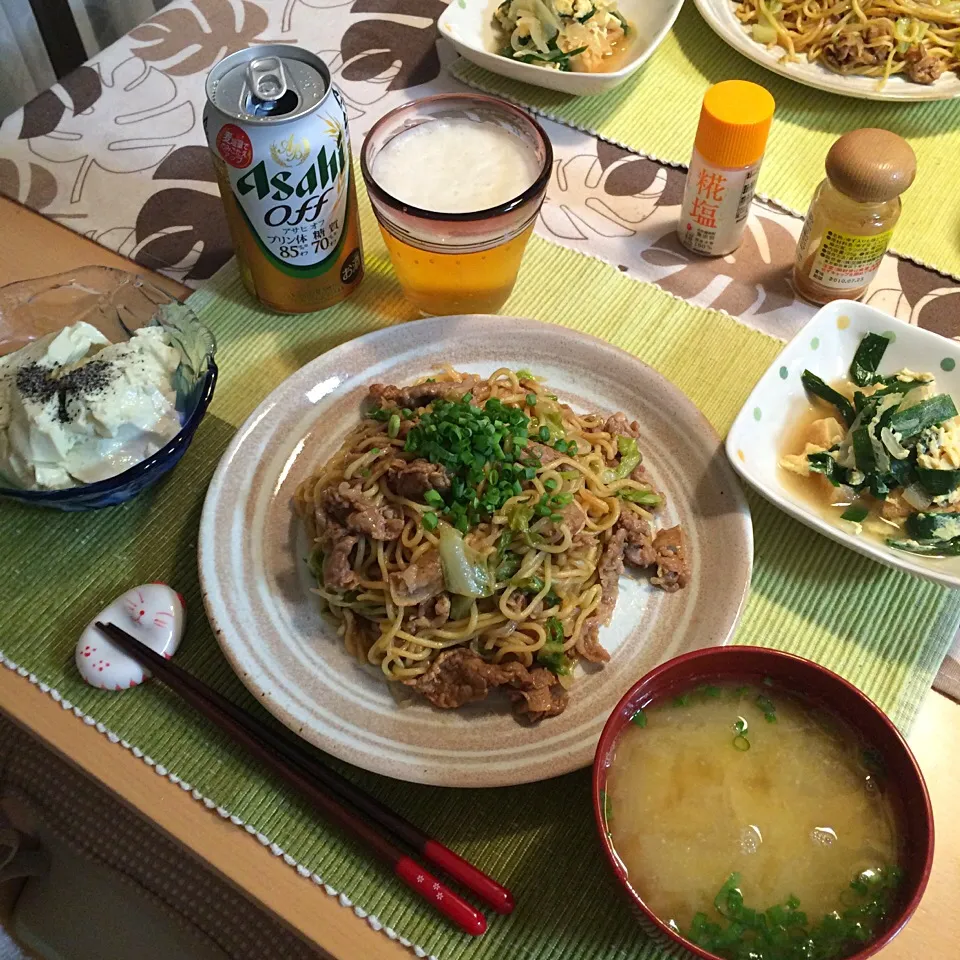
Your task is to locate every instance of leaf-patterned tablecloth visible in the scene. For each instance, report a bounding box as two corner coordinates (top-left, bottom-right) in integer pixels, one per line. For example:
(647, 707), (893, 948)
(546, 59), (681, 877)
(0, 0), (957, 337)
(1, 0), (958, 699)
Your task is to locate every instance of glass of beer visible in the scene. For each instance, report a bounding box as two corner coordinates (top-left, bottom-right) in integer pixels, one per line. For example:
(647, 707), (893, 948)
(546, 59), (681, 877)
(361, 95), (552, 316)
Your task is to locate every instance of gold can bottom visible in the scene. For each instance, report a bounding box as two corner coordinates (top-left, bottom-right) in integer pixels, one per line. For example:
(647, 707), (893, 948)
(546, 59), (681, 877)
(378, 224), (534, 316)
(238, 264), (365, 314)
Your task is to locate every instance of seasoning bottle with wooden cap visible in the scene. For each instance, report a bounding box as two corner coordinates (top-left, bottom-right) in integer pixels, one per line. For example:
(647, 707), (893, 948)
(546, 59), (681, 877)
(794, 128), (916, 304)
(678, 79), (775, 257)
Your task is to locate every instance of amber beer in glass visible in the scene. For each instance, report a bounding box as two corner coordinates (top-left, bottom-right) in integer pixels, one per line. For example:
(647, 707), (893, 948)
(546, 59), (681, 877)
(361, 95), (552, 316)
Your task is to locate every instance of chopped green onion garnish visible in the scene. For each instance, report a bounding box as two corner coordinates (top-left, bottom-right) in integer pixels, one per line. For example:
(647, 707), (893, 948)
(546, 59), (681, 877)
(400, 396), (540, 529)
(422, 512), (438, 531)
(387, 413), (400, 438)
(688, 867), (902, 957)
(630, 709), (647, 728)
(525, 393), (537, 407)
(423, 488), (443, 506)
(756, 694), (777, 723)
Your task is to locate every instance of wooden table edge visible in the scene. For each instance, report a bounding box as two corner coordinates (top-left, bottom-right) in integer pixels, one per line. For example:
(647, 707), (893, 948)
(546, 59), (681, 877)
(0, 666), (409, 960)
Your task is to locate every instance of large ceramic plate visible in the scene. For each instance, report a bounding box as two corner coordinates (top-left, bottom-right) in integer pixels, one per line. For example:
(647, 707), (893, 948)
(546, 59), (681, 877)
(199, 316), (752, 787)
(695, 0), (960, 102)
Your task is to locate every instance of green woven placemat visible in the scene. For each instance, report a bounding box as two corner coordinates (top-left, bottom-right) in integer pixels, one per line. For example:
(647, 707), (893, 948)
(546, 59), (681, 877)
(451, 3), (960, 280)
(2, 195), (958, 958)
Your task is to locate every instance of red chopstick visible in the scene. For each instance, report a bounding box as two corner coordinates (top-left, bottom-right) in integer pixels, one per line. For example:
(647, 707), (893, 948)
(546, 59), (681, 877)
(96, 621), (496, 934)
(98, 622), (512, 915)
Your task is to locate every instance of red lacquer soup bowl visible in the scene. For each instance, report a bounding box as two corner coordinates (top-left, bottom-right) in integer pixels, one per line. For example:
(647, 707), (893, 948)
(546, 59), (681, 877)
(592, 646), (934, 960)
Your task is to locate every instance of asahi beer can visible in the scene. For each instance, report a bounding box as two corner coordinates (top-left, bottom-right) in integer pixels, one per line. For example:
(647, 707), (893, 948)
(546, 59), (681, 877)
(203, 46), (364, 314)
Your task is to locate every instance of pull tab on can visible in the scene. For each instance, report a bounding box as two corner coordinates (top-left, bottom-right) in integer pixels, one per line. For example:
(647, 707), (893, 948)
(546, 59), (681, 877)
(245, 56), (288, 113)
(248, 56), (286, 101)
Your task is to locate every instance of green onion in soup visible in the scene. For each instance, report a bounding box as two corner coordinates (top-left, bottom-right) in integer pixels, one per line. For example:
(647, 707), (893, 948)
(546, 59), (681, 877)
(604, 683), (902, 960)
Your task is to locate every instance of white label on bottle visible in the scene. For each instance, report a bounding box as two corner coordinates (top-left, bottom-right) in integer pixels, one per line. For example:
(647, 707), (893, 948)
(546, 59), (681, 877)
(678, 151), (760, 256)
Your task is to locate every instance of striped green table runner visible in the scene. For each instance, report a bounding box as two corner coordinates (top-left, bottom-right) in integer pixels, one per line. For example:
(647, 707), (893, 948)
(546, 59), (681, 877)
(1, 192), (956, 959)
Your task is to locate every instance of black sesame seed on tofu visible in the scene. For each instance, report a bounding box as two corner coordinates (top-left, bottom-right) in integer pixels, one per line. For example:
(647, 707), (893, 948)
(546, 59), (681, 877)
(15, 358), (117, 423)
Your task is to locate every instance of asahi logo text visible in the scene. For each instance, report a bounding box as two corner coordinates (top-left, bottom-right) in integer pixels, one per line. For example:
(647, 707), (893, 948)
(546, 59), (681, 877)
(236, 133), (345, 227)
(270, 133), (310, 168)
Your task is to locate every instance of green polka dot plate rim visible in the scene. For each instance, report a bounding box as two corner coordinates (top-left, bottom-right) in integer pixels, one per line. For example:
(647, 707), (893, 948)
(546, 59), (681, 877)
(726, 299), (960, 590)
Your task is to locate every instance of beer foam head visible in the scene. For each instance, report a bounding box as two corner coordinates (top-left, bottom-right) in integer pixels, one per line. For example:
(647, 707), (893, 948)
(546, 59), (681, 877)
(371, 118), (540, 215)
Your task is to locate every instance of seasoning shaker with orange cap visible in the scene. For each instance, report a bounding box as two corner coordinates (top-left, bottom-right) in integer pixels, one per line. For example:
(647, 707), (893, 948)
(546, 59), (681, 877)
(793, 128), (916, 305)
(678, 80), (775, 257)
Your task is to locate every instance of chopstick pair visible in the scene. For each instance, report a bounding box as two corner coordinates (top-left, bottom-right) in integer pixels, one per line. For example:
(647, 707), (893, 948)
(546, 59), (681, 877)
(95, 621), (513, 935)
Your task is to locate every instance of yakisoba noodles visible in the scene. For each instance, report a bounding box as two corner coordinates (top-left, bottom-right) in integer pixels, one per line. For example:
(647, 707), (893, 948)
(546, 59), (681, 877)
(294, 368), (689, 721)
(734, 0), (960, 86)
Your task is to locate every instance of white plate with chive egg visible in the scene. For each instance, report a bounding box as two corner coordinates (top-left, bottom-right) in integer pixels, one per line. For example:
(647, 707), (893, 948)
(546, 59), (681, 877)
(727, 299), (960, 589)
(438, 0), (685, 97)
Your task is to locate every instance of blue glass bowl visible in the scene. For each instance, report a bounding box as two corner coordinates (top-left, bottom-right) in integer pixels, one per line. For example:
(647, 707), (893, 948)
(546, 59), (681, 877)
(0, 268), (218, 511)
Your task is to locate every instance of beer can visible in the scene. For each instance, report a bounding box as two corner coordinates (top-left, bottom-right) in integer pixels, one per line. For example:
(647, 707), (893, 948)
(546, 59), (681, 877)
(203, 46), (364, 314)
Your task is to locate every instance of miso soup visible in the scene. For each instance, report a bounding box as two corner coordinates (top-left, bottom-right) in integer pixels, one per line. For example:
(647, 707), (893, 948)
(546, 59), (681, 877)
(605, 683), (901, 959)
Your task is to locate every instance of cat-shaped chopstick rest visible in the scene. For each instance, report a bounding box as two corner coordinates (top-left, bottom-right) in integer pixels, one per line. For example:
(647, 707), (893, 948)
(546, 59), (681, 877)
(76, 583), (186, 690)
